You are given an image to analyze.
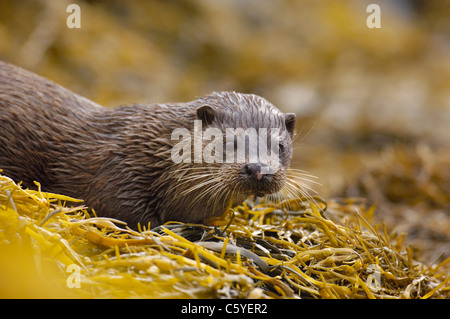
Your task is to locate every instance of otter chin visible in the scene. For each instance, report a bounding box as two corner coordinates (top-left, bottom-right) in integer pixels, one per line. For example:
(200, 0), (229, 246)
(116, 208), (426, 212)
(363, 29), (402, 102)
(0, 61), (296, 230)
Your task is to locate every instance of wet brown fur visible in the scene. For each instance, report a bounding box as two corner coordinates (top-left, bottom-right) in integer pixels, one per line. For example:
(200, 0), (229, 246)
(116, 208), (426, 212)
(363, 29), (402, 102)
(0, 61), (295, 229)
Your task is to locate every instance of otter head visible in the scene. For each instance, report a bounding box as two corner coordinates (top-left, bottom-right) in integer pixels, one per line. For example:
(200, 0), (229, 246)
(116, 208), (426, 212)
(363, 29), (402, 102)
(164, 91), (296, 225)
(195, 92), (295, 205)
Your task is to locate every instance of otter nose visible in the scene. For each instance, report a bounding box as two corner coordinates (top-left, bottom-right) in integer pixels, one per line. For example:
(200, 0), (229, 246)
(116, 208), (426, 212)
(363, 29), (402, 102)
(242, 163), (271, 180)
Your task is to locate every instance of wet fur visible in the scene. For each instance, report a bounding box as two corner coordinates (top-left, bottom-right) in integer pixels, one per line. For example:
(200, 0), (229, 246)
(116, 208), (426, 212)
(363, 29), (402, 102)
(0, 61), (295, 229)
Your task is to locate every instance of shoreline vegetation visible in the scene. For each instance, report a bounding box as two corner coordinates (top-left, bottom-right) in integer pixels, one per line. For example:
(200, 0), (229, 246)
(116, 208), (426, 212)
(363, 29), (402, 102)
(1, 173), (448, 299)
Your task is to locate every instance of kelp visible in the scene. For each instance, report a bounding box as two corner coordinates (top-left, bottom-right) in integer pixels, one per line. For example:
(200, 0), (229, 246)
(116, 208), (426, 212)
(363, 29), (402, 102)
(0, 174), (448, 299)
(339, 144), (450, 269)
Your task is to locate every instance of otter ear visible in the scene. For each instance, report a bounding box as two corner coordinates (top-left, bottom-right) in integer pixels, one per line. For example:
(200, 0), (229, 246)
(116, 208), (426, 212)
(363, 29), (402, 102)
(197, 105), (215, 125)
(285, 113), (296, 137)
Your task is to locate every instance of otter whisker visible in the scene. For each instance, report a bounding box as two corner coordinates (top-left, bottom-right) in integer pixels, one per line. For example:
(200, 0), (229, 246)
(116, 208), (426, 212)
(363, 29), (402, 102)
(287, 175), (322, 187)
(276, 179), (314, 204)
(175, 173), (217, 185)
(180, 177), (222, 196)
(285, 179), (315, 200)
(286, 176), (318, 194)
(209, 185), (229, 218)
(175, 175), (215, 185)
(291, 123), (315, 148)
(279, 182), (304, 202)
(287, 168), (319, 178)
(283, 179), (327, 214)
(173, 167), (219, 176)
(174, 166), (222, 173)
(199, 181), (224, 203)
(287, 170), (321, 184)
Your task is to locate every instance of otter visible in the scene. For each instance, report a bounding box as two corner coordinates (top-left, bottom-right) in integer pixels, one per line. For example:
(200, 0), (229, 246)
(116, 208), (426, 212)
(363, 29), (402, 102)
(0, 61), (296, 229)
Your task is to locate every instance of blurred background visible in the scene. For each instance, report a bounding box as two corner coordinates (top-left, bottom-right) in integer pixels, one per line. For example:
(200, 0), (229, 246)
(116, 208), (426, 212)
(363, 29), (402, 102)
(0, 0), (449, 267)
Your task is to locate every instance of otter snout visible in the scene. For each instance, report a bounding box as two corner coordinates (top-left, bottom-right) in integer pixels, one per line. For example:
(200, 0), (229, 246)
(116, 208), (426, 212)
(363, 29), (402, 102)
(241, 163), (274, 181)
(240, 162), (280, 197)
